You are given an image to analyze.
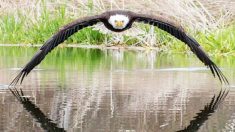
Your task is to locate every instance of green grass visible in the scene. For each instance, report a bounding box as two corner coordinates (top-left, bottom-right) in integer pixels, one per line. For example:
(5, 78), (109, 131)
(168, 24), (235, 56)
(0, 6), (107, 45)
(0, 3), (234, 56)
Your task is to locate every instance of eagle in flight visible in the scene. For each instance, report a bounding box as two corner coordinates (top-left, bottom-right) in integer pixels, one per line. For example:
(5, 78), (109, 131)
(10, 10), (229, 86)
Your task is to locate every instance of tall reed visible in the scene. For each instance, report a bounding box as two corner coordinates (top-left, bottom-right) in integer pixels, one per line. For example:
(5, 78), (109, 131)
(0, 0), (234, 55)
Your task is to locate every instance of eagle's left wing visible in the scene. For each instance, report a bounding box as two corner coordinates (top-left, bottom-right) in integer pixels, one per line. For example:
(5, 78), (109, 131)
(132, 13), (228, 84)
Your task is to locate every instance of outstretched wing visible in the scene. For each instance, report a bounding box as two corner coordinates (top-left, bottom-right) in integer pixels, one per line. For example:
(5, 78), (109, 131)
(132, 13), (228, 84)
(10, 14), (105, 86)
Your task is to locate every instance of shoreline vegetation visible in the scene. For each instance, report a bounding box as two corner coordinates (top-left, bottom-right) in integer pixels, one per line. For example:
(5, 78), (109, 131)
(0, 0), (234, 56)
(0, 44), (159, 51)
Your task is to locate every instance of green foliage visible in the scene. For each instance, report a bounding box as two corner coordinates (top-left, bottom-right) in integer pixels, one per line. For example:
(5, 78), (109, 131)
(0, 3), (234, 56)
(158, 24), (235, 56)
(0, 4), (106, 45)
(197, 25), (235, 56)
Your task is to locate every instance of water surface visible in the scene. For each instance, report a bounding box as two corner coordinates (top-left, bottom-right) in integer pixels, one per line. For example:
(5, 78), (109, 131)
(0, 47), (235, 132)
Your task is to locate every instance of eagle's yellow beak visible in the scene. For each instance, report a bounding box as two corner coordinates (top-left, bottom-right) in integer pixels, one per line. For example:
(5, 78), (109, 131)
(115, 21), (124, 27)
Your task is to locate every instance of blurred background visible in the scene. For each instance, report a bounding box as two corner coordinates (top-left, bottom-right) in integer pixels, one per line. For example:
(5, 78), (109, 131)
(0, 0), (235, 55)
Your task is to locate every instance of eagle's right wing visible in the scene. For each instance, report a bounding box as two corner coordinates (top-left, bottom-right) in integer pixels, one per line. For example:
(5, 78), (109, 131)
(10, 14), (105, 86)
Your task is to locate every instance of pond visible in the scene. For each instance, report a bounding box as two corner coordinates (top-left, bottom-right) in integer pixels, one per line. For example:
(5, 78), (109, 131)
(0, 47), (234, 132)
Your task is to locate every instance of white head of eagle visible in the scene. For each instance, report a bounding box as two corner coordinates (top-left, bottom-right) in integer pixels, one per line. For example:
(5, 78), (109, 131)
(108, 14), (129, 29)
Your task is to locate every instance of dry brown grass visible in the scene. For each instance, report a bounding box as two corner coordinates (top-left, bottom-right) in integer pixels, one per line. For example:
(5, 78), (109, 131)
(0, 0), (234, 48)
(1, 0), (234, 29)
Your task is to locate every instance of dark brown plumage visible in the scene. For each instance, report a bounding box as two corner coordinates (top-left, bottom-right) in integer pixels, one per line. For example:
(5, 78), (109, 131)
(9, 10), (228, 86)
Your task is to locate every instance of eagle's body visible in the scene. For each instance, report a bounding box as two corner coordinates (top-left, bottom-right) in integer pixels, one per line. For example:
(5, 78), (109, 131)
(10, 10), (228, 86)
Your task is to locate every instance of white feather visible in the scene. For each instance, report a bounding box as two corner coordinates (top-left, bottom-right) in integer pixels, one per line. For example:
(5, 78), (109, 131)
(108, 14), (129, 29)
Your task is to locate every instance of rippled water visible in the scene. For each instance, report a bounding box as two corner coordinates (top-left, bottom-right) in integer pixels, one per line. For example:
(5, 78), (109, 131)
(0, 47), (235, 132)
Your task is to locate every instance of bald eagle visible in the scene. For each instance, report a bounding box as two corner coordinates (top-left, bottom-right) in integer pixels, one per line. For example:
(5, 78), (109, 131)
(10, 10), (228, 86)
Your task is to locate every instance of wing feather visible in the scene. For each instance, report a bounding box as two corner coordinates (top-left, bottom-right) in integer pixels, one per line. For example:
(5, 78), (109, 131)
(133, 14), (228, 84)
(10, 15), (104, 86)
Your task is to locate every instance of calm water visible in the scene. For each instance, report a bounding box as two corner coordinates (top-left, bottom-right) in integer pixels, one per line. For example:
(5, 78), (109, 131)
(0, 47), (235, 132)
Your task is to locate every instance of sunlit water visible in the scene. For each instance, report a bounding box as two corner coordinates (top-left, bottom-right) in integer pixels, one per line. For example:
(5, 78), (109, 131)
(0, 47), (235, 132)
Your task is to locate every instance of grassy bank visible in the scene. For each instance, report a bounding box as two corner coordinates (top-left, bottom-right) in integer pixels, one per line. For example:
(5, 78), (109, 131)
(0, 0), (234, 56)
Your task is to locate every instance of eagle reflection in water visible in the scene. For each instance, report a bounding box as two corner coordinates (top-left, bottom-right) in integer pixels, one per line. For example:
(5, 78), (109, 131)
(10, 87), (229, 132)
(10, 88), (65, 132)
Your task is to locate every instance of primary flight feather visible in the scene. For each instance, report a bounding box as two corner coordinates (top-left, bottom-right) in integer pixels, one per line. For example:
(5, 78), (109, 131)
(10, 10), (229, 86)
